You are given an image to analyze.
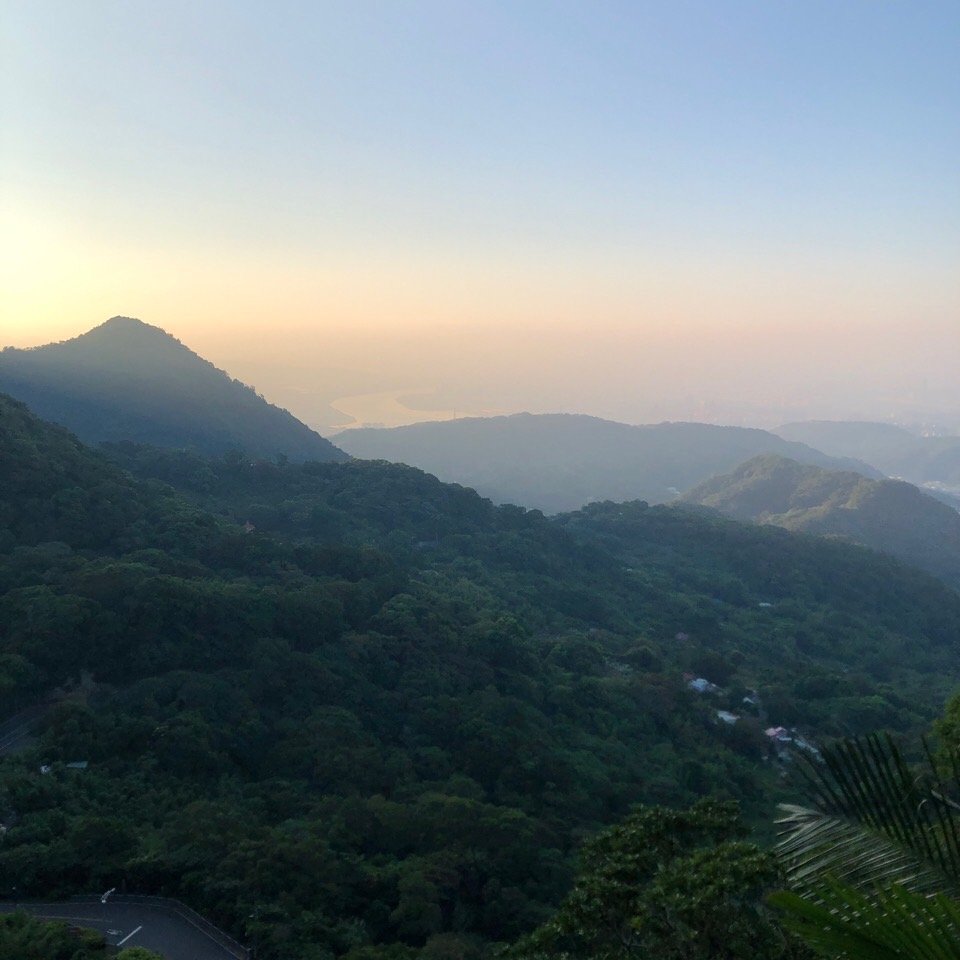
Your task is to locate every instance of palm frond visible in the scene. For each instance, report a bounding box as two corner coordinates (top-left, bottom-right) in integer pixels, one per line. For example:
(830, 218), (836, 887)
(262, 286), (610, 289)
(770, 880), (960, 960)
(777, 804), (957, 897)
(777, 733), (960, 897)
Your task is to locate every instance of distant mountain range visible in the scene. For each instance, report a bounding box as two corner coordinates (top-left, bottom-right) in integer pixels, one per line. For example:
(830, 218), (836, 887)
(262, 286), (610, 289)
(336, 413), (881, 513)
(681, 454), (960, 588)
(0, 317), (346, 462)
(777, 420), (960, 490)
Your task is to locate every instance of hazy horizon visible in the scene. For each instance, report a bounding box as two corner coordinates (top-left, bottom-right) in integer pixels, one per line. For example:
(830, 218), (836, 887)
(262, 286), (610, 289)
(5, 314), (959, 435)
(4, 2), (958, 433)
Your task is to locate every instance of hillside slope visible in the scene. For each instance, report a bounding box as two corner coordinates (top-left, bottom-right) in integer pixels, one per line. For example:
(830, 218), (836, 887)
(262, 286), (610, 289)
(0, 317), (346, 462)
(110, 438), (960, 736)
(681, 454), (960, 587)
(337, 412), (881, 512)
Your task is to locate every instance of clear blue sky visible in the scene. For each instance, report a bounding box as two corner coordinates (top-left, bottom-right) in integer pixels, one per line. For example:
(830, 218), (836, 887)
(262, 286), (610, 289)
(4, 1), (959, 427)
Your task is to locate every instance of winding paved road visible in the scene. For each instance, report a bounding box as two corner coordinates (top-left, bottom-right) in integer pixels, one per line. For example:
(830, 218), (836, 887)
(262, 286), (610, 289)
(0, 899), (248, 959)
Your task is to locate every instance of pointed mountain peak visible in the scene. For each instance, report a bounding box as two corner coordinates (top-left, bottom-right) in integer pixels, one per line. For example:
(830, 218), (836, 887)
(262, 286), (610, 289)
(104, 315), (150, 327)
(83, 315), (184, 345)
(25, 316), (201, 372)
(0, 318), (347, 463)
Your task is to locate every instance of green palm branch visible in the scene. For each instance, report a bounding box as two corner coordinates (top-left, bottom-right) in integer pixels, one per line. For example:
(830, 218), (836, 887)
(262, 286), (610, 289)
(770, 881), (960, 960)
(773, 732), (960, 958)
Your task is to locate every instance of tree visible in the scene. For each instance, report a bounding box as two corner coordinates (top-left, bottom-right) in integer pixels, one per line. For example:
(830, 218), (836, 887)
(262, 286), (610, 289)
(509, 798), (808, 960)
(0, 911), (105, 959)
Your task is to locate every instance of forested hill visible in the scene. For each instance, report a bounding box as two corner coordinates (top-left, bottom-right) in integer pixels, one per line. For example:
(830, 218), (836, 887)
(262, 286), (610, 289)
(336, 412), (880, 513)
(106, 438), (960, 737)
(5, 396), (960, 959)
(0, 317), (347, 462)
(680, 454), (960, 589)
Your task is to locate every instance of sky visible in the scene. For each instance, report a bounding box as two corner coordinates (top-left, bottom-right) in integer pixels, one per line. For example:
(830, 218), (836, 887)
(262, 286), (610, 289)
(3, 1), (959, 431)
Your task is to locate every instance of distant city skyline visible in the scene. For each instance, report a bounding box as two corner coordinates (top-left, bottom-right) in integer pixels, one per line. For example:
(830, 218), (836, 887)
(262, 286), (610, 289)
(4, 2), (958, 431)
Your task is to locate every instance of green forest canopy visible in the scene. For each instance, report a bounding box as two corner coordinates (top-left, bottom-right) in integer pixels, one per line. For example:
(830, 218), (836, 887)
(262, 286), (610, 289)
(3, 393), (960, 959)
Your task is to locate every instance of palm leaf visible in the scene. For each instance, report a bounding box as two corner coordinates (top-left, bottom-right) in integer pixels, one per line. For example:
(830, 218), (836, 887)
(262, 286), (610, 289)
(770, 880), (960, 960)
(776, 733), (960, 897)
(777, 804), (957, 897)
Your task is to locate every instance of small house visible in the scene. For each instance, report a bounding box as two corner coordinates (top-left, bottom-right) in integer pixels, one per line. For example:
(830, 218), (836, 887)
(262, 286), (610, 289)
(765, 726), (791, 743)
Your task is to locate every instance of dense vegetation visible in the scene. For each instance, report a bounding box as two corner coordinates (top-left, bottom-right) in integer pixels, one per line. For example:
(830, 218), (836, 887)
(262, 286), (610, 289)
(681, 454), (960, 588)
(337, 412), (879, 513)
(4, 394), (960, 959)
(0, 911), (161, 958)
(0, 317), (346, 463)
(0, 912), (104, 959)
(108, 439), (960, 737)
(509, 798), (811, 960)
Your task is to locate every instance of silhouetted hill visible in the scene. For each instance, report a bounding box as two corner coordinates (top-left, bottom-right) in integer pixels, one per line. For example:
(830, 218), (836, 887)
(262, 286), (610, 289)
(337, 413), (881, 512)
(0, 317), (347, 462)
(777, 420), (960, 491)
(681, 454), (960, 588)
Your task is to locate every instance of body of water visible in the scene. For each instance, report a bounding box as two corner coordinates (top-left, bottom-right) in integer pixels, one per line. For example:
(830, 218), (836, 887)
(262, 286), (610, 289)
(329, 388), (460, 432)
